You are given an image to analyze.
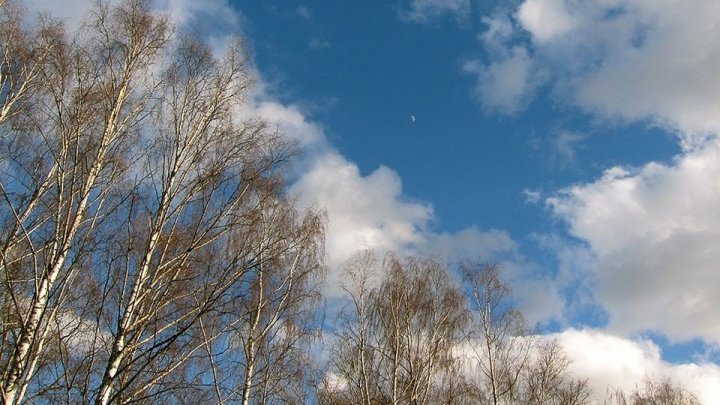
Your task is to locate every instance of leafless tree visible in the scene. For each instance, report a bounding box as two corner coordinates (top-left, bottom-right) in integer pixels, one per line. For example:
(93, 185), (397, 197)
(461, 263), (591, 405)
(0, 0), (60, 126)
(521, 339), (591, 405)
(325, 253), (468, 405)
(461, 261), (534, 404)
(604, 376), (701, 405)
(324, 251), (380, 405)
(325, 256), (594, 405)
(195, 196), (325, 405)
(1, 1), (169, 401)
(0, 1), (325, 404)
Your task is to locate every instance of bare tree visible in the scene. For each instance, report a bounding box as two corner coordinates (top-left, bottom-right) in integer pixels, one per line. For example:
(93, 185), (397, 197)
(196, 196), (325, 405)
(0, 0), (60, 126)
(461, 261), (533, 404)
(325, 256), (594, 405)
(521, 339), (591, 405)
(604, 376), (701, 405)
(326, 253), (468, 405)
(324, 251), (379, 405)
(0, 1), (325, 403)
(1, 1), (169, 402)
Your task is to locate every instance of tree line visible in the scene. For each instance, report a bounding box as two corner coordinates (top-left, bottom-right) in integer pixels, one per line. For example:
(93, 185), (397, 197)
(0, 1), (701, 403)
(320, 253), (700, 405)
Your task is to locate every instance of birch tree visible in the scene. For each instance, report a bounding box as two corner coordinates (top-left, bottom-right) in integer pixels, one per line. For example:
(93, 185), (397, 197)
(0, 1), (325, 403)
(326, 257), (597, 405)
(462, 262), (533, 404)
(0, 0), (59, 126)
(195, 195), (325, 405)
(521, 339), (591, 405)
(323, 252), (381, 405)
(604, 377), (700, 405)
(1, 1), (169, 402)
(326, 254), (468, 405)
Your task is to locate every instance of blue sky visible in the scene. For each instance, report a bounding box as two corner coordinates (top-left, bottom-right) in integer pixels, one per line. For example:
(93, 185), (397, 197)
(27, 0), (720, 400)
(238, 0), (688, 248)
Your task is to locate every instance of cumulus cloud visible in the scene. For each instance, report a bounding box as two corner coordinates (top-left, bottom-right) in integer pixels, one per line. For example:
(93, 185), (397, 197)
(558, 0), (720, 148)
(290, 152), (433, 266)
(421, 227), (515, 260)
(399, 0), (471, 24)
(555, 329), (720, 404)
(161, 0), (244, 28)
(468, 0), (720, 350)
(511, 277), (564, 326)
(26, 0), (247, 52)
(289, 152), (524, 296)
(458, 329), (720, 403)
(548, 140), (720, 344)
(516, 0), (578, 42)
(248, 101), (327, 149)
(475, 0), (720, 145)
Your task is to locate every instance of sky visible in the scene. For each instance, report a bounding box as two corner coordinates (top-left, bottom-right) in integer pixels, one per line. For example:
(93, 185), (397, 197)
(24, 0), (720, 402)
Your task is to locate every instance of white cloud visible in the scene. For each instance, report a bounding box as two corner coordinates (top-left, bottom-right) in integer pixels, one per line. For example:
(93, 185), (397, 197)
(523, 189), (542, 204)
(478, 14), (515, 52)
(565, 0), (720, 148)
(289, 151), (522, 296)
(421, 227), (516, 260)
(249, 101), (327, 149)
(472, 0), (720, 351)
(27, 0), (246, 52)
(476, 0), (720, 145)
(516, 0), (578, 42)
(399, 0), (471, 24)
(512, 277), (565, 326)
(464, 46), (538, 114)
(548, 140), (720, 344)
(159, 0), (242, 27)
(555, 329), (720, 404)
(456, 329), (720, 403)
(290, 151), (432, 267)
